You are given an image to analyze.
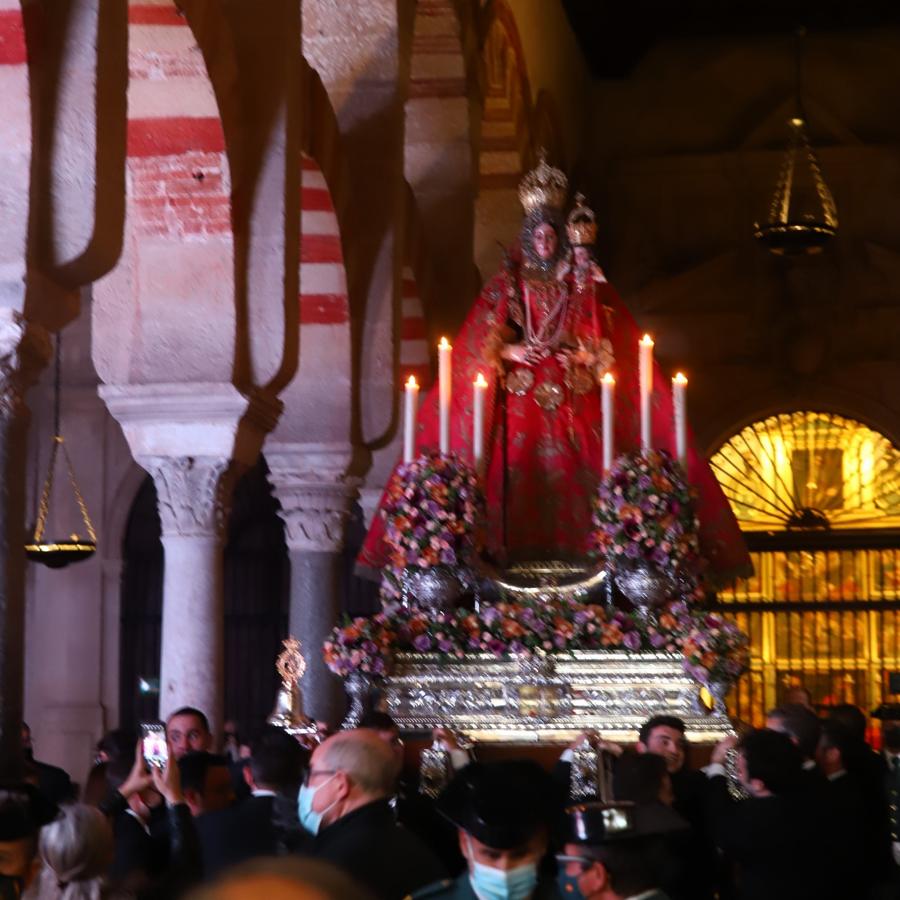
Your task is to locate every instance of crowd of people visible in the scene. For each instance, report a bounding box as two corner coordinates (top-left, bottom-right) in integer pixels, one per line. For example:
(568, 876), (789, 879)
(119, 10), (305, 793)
(2, 695), (900, 899)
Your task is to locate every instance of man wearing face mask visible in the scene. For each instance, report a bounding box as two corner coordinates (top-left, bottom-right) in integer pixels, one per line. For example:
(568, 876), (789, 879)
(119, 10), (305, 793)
(300, 729), (445, 900)
(557, 801), (678, 900)
(411, 760), (562, 900)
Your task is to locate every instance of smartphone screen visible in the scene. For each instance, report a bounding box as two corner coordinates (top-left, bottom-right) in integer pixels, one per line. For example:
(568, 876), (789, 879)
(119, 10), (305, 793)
(141, 723), (168, 769)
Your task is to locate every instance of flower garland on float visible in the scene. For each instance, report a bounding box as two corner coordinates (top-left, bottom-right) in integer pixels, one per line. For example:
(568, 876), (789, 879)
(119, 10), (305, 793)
(325, 338), (750, 694)
(591, 448), (702, 597)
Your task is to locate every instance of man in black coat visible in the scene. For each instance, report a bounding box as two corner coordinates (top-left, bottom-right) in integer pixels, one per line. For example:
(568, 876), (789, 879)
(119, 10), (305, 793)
(636, 716), (716, 900)
(815, 720), (875, 899)
(302, 728), (446, 900)
(193, 726), (309, 878)
(827, 703), (894, 894)
(21, 722), (74, 805)
(706, 729), (825, 900)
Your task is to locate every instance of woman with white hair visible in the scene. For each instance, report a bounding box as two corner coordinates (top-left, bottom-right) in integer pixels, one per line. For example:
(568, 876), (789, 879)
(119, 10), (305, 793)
(29, 804), (120, 900)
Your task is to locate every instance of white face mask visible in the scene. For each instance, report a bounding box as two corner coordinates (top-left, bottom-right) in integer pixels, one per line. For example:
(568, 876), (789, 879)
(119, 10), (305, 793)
(465, 835), (539, 900)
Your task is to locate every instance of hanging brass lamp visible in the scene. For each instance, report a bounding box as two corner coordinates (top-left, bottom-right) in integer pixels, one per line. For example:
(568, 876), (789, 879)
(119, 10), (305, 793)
(754, 28), (838, 255)
(25, 332), (97, 568)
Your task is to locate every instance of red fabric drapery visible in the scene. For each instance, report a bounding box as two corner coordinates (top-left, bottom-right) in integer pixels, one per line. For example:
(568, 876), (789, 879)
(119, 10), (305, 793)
(359, 252), (751, 585)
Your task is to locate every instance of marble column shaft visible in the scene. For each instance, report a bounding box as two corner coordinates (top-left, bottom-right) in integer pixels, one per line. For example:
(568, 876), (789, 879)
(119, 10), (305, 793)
(267, 448), (357, 725)
(146, 455), (232, 737)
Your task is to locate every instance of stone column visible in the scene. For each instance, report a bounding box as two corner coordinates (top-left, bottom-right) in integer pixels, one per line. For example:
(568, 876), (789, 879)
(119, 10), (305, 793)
(100, 384), (281, 741)
(145, 456), (233, 733)
(0, 313), (50, 772)
(267, 445), (357, 725)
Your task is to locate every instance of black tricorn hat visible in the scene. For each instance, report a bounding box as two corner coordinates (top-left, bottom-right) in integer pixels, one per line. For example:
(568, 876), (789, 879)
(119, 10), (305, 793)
(0, 782), (58, 841)
(436, 760), (559, 849)
(566, 801), (688, 845)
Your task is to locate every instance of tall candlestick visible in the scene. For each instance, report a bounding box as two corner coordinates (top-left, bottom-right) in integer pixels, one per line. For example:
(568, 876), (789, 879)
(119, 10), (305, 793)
(639, 334), (654, 452)
(473, 372), (487, 471)
(601, 372), (615, 473)
(438, 337), (452, 455)
(403, 375), (419, 463)
(672, 372), (688, 465)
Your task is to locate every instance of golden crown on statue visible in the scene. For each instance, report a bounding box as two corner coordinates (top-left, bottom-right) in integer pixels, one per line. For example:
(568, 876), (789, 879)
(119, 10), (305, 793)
(566, 193), (597, 246)
(518, 150), (568, 213)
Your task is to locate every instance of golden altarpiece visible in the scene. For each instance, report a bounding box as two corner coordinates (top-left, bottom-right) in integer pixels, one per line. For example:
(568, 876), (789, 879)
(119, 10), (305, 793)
(711, 412), (900, 728)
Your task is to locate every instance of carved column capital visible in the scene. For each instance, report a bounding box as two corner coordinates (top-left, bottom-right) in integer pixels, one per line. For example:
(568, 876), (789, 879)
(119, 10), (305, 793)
(266, 443), (360, 553)
(142, 455), (234, 539)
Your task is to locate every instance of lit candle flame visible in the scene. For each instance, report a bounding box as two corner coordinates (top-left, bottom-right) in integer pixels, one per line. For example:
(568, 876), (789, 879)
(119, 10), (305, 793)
(640, 334), (654, 346)
(439, 336), (451, 350)
(474, 372), (488, 388)
(406, 375), (418, 389)
(602, 372), (615, 385)
(673, 372), (687, 385)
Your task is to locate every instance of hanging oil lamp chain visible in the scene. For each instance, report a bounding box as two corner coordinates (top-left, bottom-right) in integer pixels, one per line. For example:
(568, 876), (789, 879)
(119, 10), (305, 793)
(25, 331), (98, 568)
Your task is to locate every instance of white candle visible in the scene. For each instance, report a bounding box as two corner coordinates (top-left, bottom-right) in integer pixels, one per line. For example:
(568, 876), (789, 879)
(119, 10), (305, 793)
(439, 337), (452, 455)
(601, 372), (615, 473)
(673, 372), (688, 465)
(403, 375), (419, 463)
(639, 334), (654, 452)
(473, 372), (487, 471)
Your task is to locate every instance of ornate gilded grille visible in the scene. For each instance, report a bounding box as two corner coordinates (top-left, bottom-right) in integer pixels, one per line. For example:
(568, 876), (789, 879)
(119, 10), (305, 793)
(709, 413), (900, 730)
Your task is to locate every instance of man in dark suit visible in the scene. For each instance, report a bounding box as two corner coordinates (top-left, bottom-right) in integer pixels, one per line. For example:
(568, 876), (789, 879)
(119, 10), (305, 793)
(304, 728), (446, 900)
(766, 704), (822, 775)
(104, 751), (169, 888)
(817, 719), (895, 898)
(21, 722), (74, 805)
(636, 716), (715, 900)
(194, 726), (308, 878)
(882, 719), (900, 892)
(411, 760), (562, 899)
(558, 800), (681, 900)
(360, 711), (469, 875)
(706, 729), (824, 900)
(102, 736), (202, 897)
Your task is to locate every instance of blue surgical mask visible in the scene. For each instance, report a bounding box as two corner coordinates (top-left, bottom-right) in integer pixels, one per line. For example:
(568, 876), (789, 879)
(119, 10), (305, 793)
(465, 836), (539, 900)
(556, 868), (586, 898)
(297, 774), (337, 836)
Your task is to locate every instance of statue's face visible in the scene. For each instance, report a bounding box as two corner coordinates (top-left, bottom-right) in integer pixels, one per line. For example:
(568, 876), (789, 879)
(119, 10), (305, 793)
(573, 246), (591, 267)
(531, 223), (558, 261)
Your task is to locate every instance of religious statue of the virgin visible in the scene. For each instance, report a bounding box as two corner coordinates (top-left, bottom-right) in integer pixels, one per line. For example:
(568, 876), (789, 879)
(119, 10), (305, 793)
(360, 155), (750, 581)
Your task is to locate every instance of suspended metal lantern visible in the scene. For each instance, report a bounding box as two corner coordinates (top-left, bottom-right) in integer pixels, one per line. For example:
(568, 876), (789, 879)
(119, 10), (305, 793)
(754, 29), (838, 255)
(25, 333), (97, 568)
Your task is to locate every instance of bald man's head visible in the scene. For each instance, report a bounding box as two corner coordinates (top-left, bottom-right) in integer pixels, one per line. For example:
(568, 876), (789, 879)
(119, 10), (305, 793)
(188, 858), (375, 900)
(314, 729), (398, 799)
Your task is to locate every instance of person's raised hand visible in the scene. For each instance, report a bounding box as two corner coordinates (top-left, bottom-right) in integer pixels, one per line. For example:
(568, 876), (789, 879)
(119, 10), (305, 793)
(567, 730), (596, 750)
(433, 727), (462, 752)
(118, 740), (153, 799)
(150, 739), (184, 806)
(710, 734), (739, 766)
(597, 737), (624, 757)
